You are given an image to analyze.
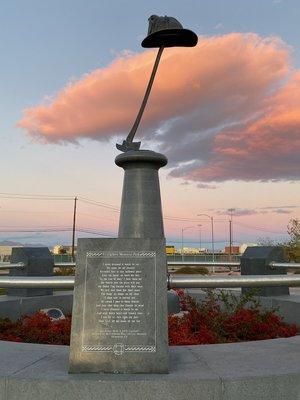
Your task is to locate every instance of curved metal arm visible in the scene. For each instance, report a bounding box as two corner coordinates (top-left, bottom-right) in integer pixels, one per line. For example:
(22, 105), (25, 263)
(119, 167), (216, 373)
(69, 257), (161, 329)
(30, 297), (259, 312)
(116, 46), (164, 152)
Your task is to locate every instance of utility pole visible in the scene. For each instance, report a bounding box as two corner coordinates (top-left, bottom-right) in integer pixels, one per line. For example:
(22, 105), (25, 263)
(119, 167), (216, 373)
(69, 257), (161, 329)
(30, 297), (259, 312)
(211, 216), (215, 263)
(228, 208), (235, 262)
(71, 196), (78, 261)
(198, 224), (202, 253)
(229, 219), (232, 261)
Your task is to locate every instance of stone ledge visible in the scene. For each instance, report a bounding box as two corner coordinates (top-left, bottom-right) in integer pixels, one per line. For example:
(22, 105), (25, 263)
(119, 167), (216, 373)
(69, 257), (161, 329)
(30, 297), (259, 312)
(0, 291), (73, 321)
(0, 337), (300, 399)
(187, 289), (300, 326)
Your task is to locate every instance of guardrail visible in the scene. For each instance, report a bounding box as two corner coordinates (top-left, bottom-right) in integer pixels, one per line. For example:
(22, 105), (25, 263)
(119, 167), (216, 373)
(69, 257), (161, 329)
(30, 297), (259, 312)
(53, 261), (300, 268)
(168, 274), (300, 288)
(168, 261), (240, 267)
(0, 263), (25, 270)
(2, 260), (300, 270)
(54, 262), (76, 268)
(1, 274), (300, 289)
(0, 276), (74, 289)
(270, 262), (300, 269)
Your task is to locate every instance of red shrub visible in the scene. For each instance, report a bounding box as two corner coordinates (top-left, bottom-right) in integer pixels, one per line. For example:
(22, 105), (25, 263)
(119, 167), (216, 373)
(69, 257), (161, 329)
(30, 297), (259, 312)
(169, 290), (299, 345)
(0, 312), (71, 345)
(0, 333), (23, 342)
(0, 291), (298, 346)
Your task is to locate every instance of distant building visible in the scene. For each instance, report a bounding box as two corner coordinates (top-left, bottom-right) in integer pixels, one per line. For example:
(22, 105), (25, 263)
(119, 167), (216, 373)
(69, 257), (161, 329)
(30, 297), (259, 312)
(239, 243), (257, 254)
(166, 245), (175, 255)
(0, 245), (23, 262)
(178, 247), (208, 255)
(52, 245), (76, 256)
(223, 246), (240, 255)
(223, 244), (258, 255)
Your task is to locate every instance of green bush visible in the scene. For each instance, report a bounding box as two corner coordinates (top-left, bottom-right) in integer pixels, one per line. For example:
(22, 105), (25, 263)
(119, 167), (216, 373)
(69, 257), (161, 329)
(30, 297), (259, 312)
(174, 266), (209, 275)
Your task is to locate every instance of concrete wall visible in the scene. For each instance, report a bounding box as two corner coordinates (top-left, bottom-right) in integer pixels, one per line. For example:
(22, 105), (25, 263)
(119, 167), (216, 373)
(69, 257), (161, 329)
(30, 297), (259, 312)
(0, 292), (73, 321)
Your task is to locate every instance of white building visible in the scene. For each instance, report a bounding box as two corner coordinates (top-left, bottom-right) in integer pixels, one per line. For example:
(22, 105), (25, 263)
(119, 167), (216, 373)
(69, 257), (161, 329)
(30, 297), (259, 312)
(178, 247), (208, 255)
(0, 245), (23, 262)
(239, 243), (258, 254)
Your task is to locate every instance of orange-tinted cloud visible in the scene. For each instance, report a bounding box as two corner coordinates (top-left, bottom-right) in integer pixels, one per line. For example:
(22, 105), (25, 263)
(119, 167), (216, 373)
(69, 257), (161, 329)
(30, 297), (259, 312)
(179, 71), (300, 182)
(18, 33), (299, 182)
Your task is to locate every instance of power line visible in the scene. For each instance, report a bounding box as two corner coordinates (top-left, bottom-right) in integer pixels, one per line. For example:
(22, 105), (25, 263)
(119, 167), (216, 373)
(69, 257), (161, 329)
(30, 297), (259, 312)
(0, 192), (73, 199)
(76, 229), (114, 237)
(164, 216), (227, 222)
(77, 212), (118, 222)
(78, 198), (119, 212)
(234, 221), (286, 235)
(168, 239), (242, 244)
(0, 192), (290, 237)
(0, 195), (73, 201)
(0, 210), (70, 214)
(0, 226), (116, 236)
(0, 225), (72, 229)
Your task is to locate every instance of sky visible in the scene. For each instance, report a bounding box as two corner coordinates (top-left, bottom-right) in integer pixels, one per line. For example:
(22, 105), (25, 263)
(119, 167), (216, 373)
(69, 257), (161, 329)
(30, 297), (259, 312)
(0, 0), (300, 250)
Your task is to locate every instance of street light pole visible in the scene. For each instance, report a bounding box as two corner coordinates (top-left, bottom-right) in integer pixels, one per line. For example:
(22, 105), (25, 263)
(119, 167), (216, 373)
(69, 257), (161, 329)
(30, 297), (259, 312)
(181, 226), (194, 261)
(228, 208), (235, 261)
(211, 216), (215, 262)
(197, 214), (215, 272)
(181, 228), (184, 260)
(71, 196), (77, 262)
(198, 224), (202, 253)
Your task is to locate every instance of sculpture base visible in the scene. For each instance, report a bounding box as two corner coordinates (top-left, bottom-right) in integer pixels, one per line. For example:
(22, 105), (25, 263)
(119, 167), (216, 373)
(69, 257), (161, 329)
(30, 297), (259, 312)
(115, 150), (168, 239)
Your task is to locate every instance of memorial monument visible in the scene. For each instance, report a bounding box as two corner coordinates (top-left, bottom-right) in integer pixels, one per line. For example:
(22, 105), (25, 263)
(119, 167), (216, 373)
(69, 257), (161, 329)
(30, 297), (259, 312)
(69, 15), (198, 374)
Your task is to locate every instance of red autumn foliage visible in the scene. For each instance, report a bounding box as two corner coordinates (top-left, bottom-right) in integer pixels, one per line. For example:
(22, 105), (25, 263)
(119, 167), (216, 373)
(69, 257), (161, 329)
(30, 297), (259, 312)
(0, 312), (71, 345)
(0, 290), (298, 346)
(168, 290), (298, 345)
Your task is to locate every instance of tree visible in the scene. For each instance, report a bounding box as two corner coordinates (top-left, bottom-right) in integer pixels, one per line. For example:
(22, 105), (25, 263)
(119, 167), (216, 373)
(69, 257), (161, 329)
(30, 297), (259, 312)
(256, 237), (276, 246)
(285, 218), (300, 262)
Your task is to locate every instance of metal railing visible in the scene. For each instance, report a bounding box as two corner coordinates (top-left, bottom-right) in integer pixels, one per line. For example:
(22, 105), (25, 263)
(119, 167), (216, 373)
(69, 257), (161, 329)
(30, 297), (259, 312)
(0, 262), (25, 270)
(166, 254), (241, 262)
(270, 262), (300, 269)
(0, 276), (74, 289)
(53, 261), (300, 268)
(2, 260), (300, 271)
(168, 261), (240, 267)
(1, 274), (300, 289)
(168, 274), (300, 288)
(54, 262), (76, 268)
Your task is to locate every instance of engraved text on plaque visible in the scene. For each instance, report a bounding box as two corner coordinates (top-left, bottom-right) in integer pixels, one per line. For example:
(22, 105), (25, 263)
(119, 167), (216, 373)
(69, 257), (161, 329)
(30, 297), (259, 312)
(82, 251), (156, 355)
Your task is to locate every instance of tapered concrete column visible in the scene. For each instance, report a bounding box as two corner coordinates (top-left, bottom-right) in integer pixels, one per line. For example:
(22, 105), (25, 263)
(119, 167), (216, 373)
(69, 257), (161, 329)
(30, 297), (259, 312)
(115, 150), (167, 239)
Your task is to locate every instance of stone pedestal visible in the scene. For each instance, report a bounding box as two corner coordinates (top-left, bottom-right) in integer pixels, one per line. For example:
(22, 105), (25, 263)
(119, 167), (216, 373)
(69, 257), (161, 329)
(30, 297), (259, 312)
(7, 247), (53, 297)
(115, 150), (167, 238)
(69, 149), (169, 374)
(241, 246), (289, 297)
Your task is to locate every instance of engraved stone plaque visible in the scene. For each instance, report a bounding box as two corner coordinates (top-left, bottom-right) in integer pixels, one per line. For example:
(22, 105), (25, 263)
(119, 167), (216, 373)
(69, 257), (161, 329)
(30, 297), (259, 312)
(69, 238), (169, 373)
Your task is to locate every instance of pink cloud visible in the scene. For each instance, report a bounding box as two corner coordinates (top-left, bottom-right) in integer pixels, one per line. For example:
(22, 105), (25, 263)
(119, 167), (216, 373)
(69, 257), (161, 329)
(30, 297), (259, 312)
(18, 33), (288, 142)
(184, 71), (300, 182)
(18, 32), (300, 182)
